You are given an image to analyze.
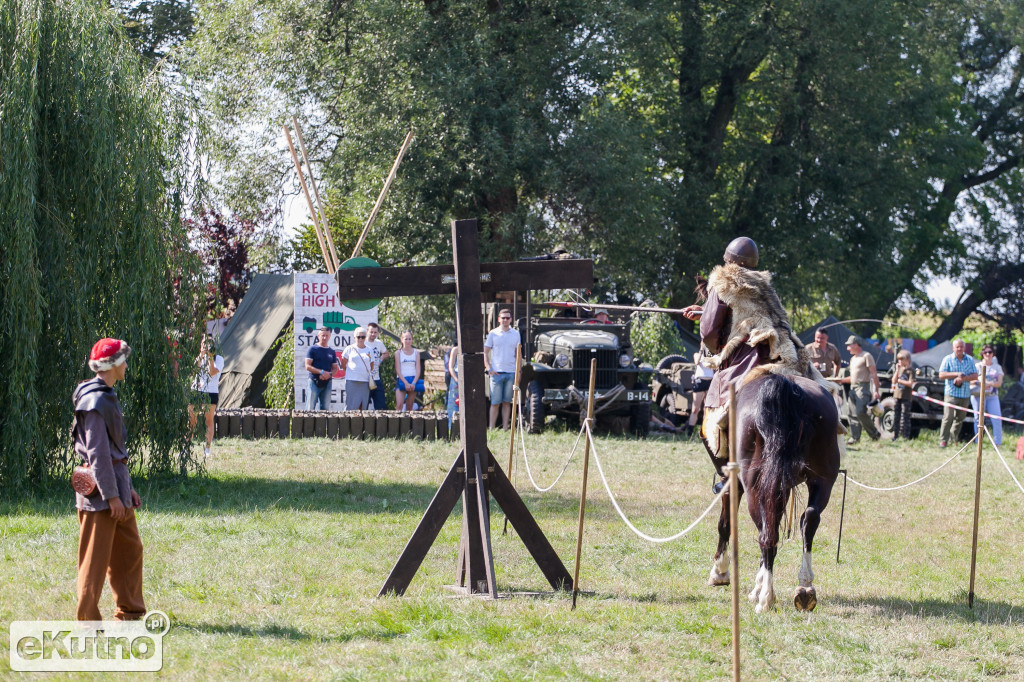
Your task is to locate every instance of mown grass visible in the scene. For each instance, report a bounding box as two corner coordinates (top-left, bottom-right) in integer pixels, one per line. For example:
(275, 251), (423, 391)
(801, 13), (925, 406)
(2, 429), (1023, 680)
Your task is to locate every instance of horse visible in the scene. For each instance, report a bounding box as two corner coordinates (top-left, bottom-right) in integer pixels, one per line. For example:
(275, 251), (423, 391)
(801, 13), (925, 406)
(703, 370), (841, 613)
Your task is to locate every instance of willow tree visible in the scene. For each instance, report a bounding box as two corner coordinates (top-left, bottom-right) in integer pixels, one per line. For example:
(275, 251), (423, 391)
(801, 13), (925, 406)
(0, 0), (203, 495)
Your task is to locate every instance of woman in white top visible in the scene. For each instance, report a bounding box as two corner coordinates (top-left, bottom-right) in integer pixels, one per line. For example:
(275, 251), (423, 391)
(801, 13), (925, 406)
(188, 335), (224, 456)
(971, 343), (1004, 445)
(341, 327), (374, 411)
(395, 330), (421, 412)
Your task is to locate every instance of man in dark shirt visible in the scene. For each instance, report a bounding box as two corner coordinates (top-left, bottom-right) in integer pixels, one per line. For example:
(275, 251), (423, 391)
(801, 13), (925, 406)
(305, 326), (342, 410)
(74, 338), (145, 621)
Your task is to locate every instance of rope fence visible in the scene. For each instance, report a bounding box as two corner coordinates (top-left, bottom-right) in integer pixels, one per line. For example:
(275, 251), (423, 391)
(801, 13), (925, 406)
(983, 426), (1024, 496)
(845, 435), (976, 491)
(919, 393), (1024, 426)
(585, 422), (728, 543)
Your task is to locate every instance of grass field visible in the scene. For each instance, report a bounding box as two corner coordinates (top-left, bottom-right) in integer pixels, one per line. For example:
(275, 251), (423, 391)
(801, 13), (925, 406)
(2, 428), (1023, 680)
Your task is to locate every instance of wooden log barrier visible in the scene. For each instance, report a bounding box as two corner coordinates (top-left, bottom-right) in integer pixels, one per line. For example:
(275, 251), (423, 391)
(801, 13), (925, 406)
(278, 413), (290, 439)
(375, 413), (388, 439)
(241, 412), (254, 439)
(412, 414), (425, 439)
(387, 413), (400, 438)
(291, 414), (304, 438)
(327, 415), (340, 439)
(314, 414), (328, 438)
(437, 415), (449, 441)
(216, 413), (229, 439)
(303, 412), (315, 438)
(228, 413), (241, 437)
(350, 413), (364, 439)
(338, 414), (350, 438)
(253, 412), (267, 438)
(399, 413), (412, 437)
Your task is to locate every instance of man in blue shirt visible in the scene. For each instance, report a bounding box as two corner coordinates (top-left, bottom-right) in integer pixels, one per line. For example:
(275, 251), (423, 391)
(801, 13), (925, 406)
(305, 326), (342, 410)
(937, 339), (978, 447)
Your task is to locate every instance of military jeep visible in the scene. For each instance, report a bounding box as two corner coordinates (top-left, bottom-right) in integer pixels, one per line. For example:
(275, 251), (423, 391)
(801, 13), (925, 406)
(519, 314), (654, 436)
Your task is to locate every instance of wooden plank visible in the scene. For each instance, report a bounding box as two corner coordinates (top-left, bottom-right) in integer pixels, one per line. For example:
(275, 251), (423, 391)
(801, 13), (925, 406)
(335, 260), (594, 300)
(489, 462), (573, 591)
(474, 451), (498, 597)
(379, 454), (466, 596)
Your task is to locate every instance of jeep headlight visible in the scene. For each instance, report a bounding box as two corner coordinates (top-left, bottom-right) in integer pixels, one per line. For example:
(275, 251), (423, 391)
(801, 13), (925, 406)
(619, 353), (632, 368)
(914, 385), (928, 396)
(554, 353), (569, 368)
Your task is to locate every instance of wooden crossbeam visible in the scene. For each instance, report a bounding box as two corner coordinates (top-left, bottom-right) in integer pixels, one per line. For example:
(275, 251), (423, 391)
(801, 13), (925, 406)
(335, 260), (594, 300)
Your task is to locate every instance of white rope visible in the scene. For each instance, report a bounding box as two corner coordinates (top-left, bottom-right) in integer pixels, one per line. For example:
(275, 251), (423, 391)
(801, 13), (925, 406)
(919, 393), (1024, 425)
(845, 435), (975, 491)
(586, 423), (727, 543)
(983, 426), (1024, 496)
(513, 386), (583, 492)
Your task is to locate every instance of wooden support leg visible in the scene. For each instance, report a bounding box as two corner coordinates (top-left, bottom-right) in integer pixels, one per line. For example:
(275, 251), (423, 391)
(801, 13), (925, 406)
(379, 453), (466, 597)
(489, 460), (573, 591)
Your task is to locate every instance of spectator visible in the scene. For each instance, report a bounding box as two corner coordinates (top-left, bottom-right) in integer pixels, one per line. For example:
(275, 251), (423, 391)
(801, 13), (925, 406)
(484, 308), (521, 429)
(341, 327), (374, 410)
(73, 338), (145, 622)
(937, 338), (978, 447)
(836, 336), (881, 444)
(394, 330), (423, 412)
(891, 349), (914, 441)
(808, 328), (842, 378)
(446, 344), (460, 428)
(305, 326), (341, 410)
(366, 322), (390, 410)
(971, 343), (1003, 445)
(594, 308), (611, 323)
(188, 335), (223, 456)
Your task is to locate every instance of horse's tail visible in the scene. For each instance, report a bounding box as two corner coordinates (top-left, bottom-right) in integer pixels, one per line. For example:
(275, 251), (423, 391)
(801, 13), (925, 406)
(752, 373), (806, 533)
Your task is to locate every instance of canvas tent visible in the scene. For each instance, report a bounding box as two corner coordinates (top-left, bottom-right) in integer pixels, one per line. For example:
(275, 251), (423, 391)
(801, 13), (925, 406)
(909, 340), (954, 370)
(216, 274), (294, 408)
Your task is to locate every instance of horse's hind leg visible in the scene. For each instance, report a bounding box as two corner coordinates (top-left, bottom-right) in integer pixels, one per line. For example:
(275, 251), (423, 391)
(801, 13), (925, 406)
(748, 490), (782, 613)
(708, 487), (741, 586)
(794, 478), (833, 611)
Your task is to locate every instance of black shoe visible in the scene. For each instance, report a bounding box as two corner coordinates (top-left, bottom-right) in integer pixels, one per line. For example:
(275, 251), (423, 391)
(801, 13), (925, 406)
(712, 479), (726, 495)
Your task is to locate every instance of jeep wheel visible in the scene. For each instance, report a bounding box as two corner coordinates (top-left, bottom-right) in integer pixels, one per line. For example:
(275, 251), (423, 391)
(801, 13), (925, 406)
(630, 382), (651, 438)
(875, 397), (897, 439)
(656, 354), (687, 371)
(527, 380), (545, 434)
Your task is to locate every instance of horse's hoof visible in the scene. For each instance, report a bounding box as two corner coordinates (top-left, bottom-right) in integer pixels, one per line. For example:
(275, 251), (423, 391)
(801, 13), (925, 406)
(708, 572), (730, 587)
(794, 586), (817, 611)
(747, 589), (760, 604)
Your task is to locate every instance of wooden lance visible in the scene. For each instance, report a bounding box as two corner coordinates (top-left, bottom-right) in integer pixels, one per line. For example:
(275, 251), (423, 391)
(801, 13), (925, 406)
(968, 370), (986, 609)
(571, 358), (598, 610)
(503, 344), (523, 536)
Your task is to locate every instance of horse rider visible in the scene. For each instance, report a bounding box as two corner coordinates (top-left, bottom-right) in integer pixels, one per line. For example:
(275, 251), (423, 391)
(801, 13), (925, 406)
(683, 237), (834, 492)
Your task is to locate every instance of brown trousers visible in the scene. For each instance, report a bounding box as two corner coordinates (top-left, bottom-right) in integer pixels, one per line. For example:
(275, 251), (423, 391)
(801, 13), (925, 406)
(76, 508), (146, 621)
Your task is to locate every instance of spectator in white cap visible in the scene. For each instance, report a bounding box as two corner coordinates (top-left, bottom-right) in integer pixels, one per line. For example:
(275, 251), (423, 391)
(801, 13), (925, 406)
(341, 327), (374, 410)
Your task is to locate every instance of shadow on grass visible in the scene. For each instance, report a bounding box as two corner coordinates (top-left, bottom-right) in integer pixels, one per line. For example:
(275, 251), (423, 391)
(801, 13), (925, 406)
(0, 473), (589, 521)
(176, 620), (404, 643)
(829, 593), (1021, 622)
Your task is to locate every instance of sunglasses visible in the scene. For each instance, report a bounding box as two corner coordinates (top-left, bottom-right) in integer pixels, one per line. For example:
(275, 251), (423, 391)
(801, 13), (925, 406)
(983, 349), (994, 354)
(356, 335), (366, 339)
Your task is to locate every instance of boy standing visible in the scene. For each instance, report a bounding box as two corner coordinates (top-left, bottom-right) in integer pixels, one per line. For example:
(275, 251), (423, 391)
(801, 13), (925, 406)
(73, 338), (145, 621)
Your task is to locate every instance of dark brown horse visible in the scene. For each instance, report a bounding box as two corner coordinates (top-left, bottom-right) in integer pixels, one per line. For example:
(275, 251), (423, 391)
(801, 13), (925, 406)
(704, 371), (841, 612)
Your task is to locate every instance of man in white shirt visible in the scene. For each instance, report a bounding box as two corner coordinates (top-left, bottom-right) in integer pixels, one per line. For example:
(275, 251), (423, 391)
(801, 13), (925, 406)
(484, 308), (521, 429)
(366, 322), (390, 410)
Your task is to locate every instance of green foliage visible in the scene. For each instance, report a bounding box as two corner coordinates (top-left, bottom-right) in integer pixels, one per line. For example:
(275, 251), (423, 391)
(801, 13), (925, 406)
(0, 0), (202, 495)
(263, 325), (294, 409)
(629, 310), (686, 366)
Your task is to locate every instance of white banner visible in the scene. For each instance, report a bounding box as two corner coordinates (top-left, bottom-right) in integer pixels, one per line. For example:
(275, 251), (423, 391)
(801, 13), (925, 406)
(294, 274), (378, 410)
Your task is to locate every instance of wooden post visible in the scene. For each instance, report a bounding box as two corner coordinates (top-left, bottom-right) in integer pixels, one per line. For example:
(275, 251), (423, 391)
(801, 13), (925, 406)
(503, 344), (523, 535)
(968, 370), (986, 609)
(283, 125), (333, 273)
(728, 383), (741, 681)
(571, 358), (598, 609)
(351, 130), (415, 259)
(292, 117), (340, 272)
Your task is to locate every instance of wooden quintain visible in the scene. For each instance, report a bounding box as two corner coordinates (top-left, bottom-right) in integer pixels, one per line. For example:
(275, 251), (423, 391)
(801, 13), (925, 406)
(335, 219), (593, 597)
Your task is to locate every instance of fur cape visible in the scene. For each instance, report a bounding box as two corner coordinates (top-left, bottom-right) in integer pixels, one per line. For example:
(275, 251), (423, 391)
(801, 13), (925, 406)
(705, 263), (806, 374)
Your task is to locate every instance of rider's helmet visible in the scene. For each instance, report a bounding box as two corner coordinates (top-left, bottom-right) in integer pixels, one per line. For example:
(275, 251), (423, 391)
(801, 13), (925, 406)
(723, 237), (759, 269)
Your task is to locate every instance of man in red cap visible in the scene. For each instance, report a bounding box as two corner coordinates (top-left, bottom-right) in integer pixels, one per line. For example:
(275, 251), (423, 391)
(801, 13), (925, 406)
(72, 338), (146, 621)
